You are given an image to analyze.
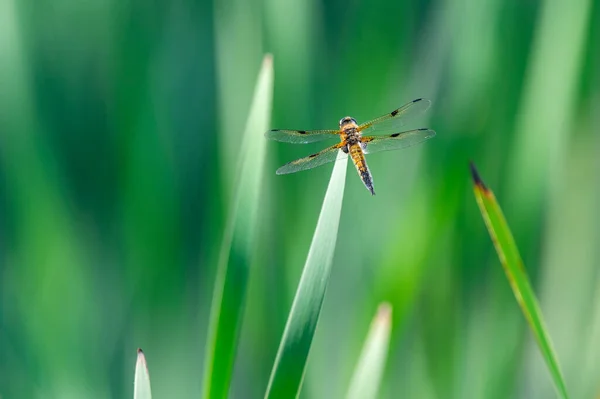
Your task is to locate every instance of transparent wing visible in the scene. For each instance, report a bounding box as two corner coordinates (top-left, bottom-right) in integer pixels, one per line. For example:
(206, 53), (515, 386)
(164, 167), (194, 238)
(276, 143), (345, 174)
(361, 129), (435, 154)
(358, 98), (431, 136)
(265, 129), (340, 144)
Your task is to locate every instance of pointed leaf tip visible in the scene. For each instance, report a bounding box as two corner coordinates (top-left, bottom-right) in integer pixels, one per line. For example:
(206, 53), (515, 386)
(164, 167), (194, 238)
(346, 302), (393, 399)
(469, 161), (488, 191)
(470, 166), (569, 398)
(134, 348), (152, 399)
(202, 53), (274, 399)
(263, 53), (273, 66)
(376, 302), (392, 322)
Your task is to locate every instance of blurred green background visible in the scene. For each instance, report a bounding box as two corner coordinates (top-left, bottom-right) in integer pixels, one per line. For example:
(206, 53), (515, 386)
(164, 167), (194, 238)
(1, 0), (599, 397)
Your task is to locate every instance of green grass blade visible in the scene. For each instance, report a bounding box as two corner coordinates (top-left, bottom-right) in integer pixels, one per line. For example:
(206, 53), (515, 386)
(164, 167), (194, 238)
(469, 162), (569, 399)
(264, 150), (348, 399)
(134, 349), (152, 399)
(346, 303), (393, 399)
(202, 54), (274, 399)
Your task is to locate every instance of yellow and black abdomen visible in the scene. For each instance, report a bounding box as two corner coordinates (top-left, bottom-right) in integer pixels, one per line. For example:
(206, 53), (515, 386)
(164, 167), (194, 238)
(349, 143), (375, 195)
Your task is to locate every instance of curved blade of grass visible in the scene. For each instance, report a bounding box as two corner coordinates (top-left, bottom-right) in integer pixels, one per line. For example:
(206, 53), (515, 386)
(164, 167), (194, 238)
(134, 349), (152, 399)
(264, 150), (348, 399)
(202, 54), (274, 399)
(469, 162), (569, 399)
(346, 303), (393, 399)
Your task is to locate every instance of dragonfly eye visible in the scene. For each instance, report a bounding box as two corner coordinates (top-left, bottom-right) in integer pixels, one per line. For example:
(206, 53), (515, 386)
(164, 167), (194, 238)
(339, 117), (357, 127)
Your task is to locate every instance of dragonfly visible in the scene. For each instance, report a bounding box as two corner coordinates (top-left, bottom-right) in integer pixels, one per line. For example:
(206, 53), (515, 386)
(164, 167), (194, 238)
(265, 98), (436, 195)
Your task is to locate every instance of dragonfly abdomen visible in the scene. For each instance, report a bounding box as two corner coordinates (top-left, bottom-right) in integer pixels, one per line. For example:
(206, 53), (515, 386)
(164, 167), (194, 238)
(349, 144), (375, 195)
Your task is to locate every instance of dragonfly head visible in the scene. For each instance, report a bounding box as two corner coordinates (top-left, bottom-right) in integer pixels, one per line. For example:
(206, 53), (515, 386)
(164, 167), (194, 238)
(339, 116), (357, 129)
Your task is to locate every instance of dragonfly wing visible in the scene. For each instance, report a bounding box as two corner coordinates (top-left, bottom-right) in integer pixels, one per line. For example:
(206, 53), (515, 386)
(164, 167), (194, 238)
(358, 98), (431, 136)
(265, 129), (340, 144)
(276, 143), (345, 174)
(361, 129), (435, 154)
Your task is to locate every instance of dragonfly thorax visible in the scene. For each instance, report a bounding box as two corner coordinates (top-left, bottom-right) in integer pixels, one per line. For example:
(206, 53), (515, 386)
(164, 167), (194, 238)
(340, 116), (360, 145)
(344, 131), (361, 145)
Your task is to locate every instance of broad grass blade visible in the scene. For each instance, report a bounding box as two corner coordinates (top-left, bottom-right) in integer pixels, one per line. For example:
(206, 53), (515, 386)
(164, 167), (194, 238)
(134, 349), (152, 399)
(265, 150), (348, 398)
(202, 54), (274, 399)
(470, 162), (569, 399)
(346, 303), (393, 399)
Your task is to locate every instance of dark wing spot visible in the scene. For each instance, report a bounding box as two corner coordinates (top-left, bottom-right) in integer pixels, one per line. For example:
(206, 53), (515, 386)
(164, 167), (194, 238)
(391, 109), (399, 117)
(390, 133), (400, 137)
(418, 128), (428, 131)
(308, 153), (318, 158)
(413, 98), (423, 103)
(298, 130), (307, 135)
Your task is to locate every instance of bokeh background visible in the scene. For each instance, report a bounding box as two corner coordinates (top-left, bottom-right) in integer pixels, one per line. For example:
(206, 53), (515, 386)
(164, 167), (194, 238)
(1, 0), (599, 397)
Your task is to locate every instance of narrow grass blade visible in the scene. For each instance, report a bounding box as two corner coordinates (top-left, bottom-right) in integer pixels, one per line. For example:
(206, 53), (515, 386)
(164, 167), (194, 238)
(134, 349), (152, 399)
(265, 150), (348, 399)
(469, 162), (569, 399)
(202, 54), (274, 399)
(346, 303), (393, 399)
